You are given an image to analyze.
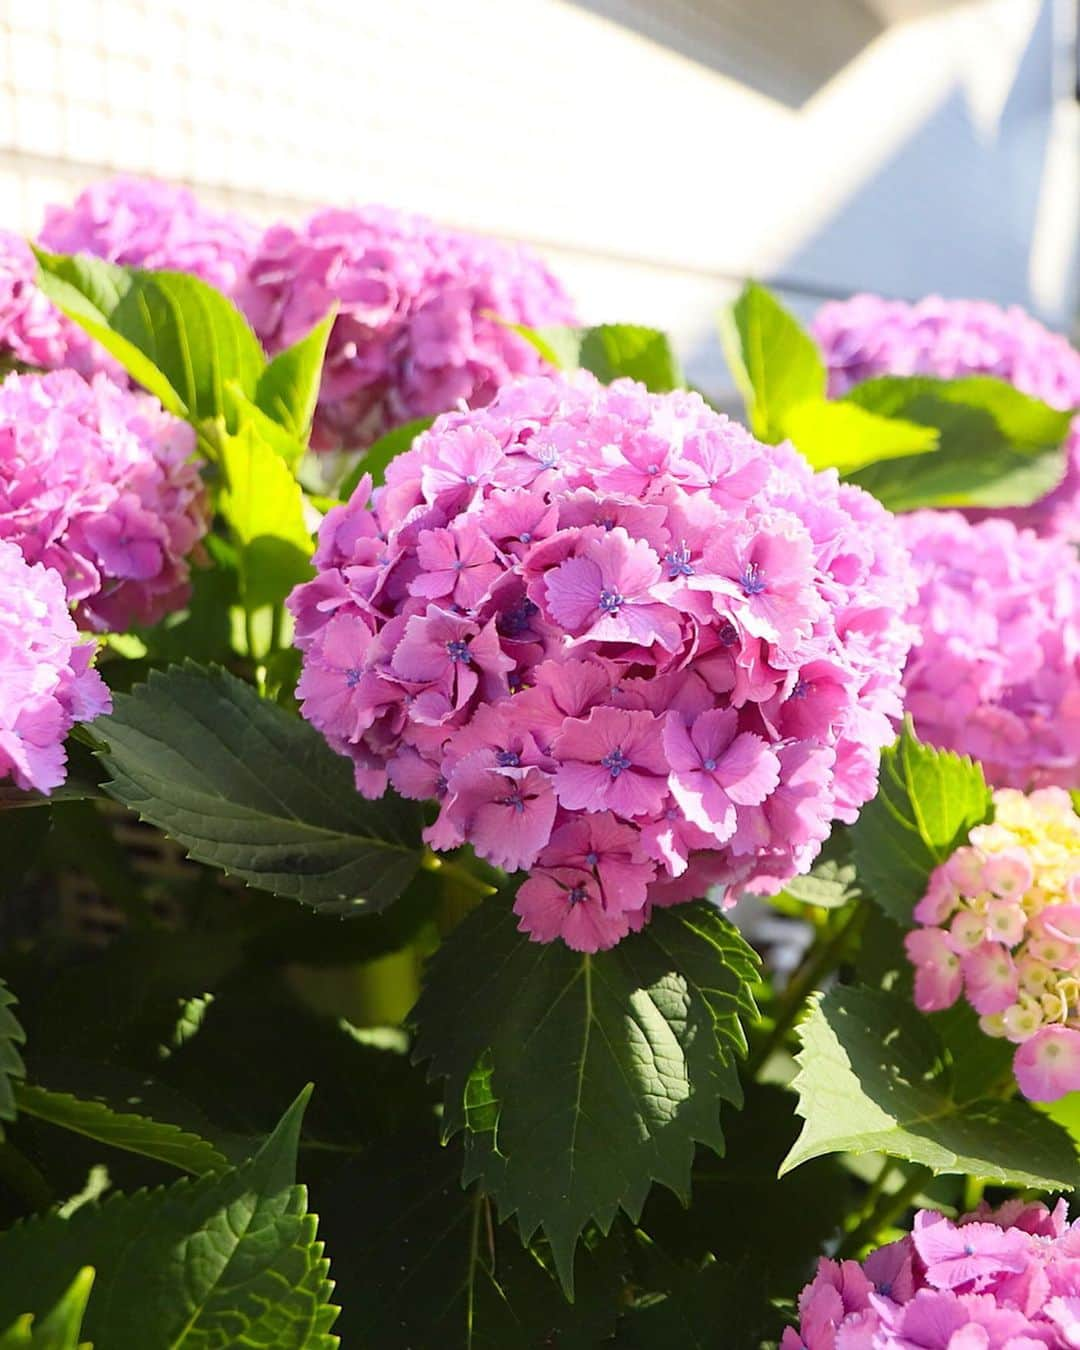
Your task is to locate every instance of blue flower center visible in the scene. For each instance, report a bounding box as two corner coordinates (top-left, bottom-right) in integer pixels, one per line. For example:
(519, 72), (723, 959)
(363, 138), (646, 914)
(499, 598), (538, 637)
(665, 546), (694, 579)
(452, 559), (464, 572)
(445, 639), (472, 663)
(718, 620), (738, 646)
(646, 463), (660, 475)
(963, 1244), (975, 1257)
(345, 667), (362, 688)
(601, 748), (632, 778)
(499, 789), (526, 813)
(703, 758), (717, 771)
(791, 678), (809, 699)
(520, 531), (532, 543)
(598, 588), (624, 614)
(739, 561), (767, 596)
(568, 885), (588, 905)
(465, 474), (478, 485)
(878, 1282), (892, 1298)
(585, 851), (599, 866)
(495, 748), (521, 767)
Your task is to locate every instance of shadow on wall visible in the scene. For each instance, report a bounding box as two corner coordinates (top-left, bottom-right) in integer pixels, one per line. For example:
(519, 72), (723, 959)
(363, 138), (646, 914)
(776, 0), (1068, 317)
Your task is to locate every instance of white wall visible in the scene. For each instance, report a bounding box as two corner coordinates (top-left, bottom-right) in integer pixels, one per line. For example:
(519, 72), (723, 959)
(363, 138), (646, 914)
(0, 0), (1075, 395)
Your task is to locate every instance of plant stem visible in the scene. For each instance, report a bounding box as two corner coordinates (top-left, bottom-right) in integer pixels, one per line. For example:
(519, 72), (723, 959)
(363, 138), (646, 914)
(421, 852), (498, 898)
(837, 1165), (932, 1258)
(747, 899), (867, 1075)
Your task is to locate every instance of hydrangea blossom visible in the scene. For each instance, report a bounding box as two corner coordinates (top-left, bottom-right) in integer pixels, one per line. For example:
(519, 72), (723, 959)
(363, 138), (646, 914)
(289, 371), (914, 951)
(39, 176), (260, 299)
(0, 230), (83, 371)
(0, 539), (110, 793)
(783, 1199), (1080, 1348)
(899, 511), (1080, 789)
(0, 369), (207, 632)
(906, 786), (1080, 1102)
(240, 206), (577, 452)
(812, 293), (1080, 539)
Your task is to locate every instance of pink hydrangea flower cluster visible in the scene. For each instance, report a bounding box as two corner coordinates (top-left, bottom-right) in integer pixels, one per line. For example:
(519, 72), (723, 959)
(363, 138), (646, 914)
(0, 369), (207, 632)
(899, 511), (1080, 790)
(812, 294), (1080, 540)
(784, 1199), (1080, 1349)
(288, 371), (914, 951)
(907, 786), (1080, 1103)
(39, 176), (260, 299)
(0, 539), (110, 794)
(240, 206), (577, 453)
(0, 231), (82, 371)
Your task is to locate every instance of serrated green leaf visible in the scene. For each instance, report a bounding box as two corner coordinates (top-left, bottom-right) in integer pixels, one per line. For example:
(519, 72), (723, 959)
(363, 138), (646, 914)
(781, 829), (862, 910)
(218, 419), (313, 609)
(851, 724), (991, 924)
(781, 985), (1079, 1189)
(93, 662), (424, 912)
(34, 252), (265, 425)
(0, 1088), (339, 1349)
(320, 1130), (623, 1349)
(337, 415), (436, 499)
(780, 398), (939, 472)
(513, 322), (684, 391)
(0, 1267), (94, 1349)
(0, 982), (26, 1137)
(718, 282), (826, 440)
(13, 1083), (228, 1177)
(255, 309), (336, 442)
(412, 897), (759, 1292)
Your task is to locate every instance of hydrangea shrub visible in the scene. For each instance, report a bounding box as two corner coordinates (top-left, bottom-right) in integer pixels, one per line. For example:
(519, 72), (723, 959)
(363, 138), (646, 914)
(4, 221), (1080, 1348)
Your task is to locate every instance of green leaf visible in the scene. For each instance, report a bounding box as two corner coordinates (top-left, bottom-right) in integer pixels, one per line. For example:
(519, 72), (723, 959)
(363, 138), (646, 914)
(412, 897), (759, 1292)
(781, 985), (1079, 1189)
(320, 1130), (623, 1349)
(614, 1259), (770, 1350)
(845, 374), (1076, 451)
(0, 1088), (339, 1349)
(337, 415), (436, 499)
(255, 309), (336, 441)
(514, 322), (684, 391)
(0, 1267), (94, 1349)
(781, 829), (862, 910)
(32, 251), (183, 413)
(0, 982), (26, 1138)
(845, 380), (1070, 510)
(226, 383), (308, 470)
(218, 419), (313, 609)
(718, 282), (826, 440)
(13, 1083), (228, 1177)
(780, 398), (939, 472)
(93, 662), (424, 913)
(34, 252), (265, 424)
(851, 724), (991, 925)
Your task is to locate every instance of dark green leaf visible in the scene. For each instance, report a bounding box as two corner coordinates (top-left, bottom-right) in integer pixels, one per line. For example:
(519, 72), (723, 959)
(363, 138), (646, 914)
(12, 1083), (228, 1177)
(851, 724), (991, 924)
(0, 1088), (339, 1349)
(0, 983), (26, 1137)
(718, 282), (826, 440)
(320, 1130), (623, 1349)
(255, 309), (336, 441)
(93, 662), (424, 912)
(337, 415), (435, 499)
(412, 897), (759, 1291)
(780, 398), (938, 472)
(782, 985), (1079, 1189)
(0, 1266), (94, 1349)
(35, 253), (265, 425)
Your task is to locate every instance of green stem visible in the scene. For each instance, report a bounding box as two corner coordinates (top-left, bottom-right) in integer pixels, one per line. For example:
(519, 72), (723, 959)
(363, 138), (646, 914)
(421, 852), (497, 898)
(747, 899), (867, 1075)
(837, 1165), (933, 1258)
